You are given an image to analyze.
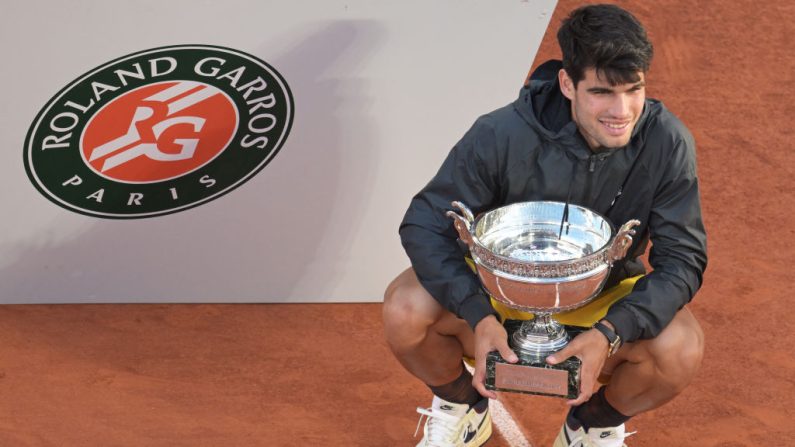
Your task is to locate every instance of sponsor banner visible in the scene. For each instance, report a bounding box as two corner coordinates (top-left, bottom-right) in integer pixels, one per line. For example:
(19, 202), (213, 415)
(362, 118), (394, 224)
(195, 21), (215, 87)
(2, 0), (555, 303)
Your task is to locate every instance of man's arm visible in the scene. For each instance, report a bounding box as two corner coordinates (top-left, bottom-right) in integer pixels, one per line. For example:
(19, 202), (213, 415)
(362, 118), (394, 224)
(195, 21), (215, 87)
(548, 129), (707, 405)
(606, 130), (708, 343)
(399, 117), (504, 329)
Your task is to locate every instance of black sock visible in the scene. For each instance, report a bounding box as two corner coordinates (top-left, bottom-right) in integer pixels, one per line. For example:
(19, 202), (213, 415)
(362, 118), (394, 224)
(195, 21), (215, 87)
(572, 386), (630, 431)
(428, 366), (482, 407)
(472, 397), (489, 413)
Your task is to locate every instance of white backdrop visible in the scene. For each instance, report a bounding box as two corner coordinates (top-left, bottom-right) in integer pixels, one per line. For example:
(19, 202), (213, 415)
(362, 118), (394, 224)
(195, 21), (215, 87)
(0, 0), (556, 303)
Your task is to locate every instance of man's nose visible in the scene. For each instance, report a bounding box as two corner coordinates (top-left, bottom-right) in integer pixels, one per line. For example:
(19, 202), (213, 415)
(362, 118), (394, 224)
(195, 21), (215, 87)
(608, 94), (631, 118)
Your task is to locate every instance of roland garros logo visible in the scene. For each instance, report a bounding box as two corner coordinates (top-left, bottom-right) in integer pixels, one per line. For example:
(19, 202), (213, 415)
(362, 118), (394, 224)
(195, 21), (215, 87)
(24, 45), (293, 218)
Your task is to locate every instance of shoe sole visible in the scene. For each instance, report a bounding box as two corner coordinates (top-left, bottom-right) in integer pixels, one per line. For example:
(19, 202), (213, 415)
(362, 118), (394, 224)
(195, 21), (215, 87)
(552, 426), (571, 447)
(468, 411), (493, 447)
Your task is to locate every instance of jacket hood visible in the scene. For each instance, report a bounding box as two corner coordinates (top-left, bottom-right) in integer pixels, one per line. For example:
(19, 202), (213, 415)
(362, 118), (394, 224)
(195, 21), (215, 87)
(513, 59), (651, 153)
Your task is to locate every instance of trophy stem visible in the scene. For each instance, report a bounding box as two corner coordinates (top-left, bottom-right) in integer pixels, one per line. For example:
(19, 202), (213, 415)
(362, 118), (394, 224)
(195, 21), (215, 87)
(511, 313), (569, 363)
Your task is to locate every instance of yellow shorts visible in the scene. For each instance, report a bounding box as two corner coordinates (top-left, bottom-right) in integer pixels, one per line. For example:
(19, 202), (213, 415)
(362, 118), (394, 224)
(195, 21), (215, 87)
(462, 257), (641, 367)
(491, 276), (641, 327)
(465, 257), (641, 327)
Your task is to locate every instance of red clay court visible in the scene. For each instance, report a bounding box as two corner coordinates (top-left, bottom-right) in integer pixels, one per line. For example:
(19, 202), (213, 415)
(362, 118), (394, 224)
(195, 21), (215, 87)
(1, 0), (793, 445)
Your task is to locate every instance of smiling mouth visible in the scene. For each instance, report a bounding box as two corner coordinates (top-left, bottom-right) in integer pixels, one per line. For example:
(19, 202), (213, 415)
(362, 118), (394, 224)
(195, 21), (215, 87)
(599, 120), (631, 135)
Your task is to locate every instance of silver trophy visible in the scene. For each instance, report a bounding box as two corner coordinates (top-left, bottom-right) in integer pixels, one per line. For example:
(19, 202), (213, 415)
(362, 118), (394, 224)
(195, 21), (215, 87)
(447, 201), (639, 398)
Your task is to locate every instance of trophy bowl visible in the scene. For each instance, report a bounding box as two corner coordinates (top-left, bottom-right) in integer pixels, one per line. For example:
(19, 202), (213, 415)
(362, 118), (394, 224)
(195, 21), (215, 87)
(446, 200), (640, 398)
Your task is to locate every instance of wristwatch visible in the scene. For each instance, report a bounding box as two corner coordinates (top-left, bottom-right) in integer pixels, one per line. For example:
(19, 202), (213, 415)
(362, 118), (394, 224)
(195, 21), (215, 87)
(592, 321), (622, 357)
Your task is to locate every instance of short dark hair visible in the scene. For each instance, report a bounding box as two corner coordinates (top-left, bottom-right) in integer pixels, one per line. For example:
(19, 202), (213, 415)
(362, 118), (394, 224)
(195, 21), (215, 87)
(557, 4), (653, 86)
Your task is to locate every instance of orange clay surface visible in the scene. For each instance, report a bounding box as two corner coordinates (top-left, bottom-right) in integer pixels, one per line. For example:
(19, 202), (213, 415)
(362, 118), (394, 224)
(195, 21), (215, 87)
(1, 0), (793, 446)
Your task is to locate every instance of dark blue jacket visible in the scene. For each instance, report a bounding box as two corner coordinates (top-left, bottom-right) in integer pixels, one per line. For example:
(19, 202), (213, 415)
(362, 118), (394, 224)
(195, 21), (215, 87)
(399, 60), (707, 343)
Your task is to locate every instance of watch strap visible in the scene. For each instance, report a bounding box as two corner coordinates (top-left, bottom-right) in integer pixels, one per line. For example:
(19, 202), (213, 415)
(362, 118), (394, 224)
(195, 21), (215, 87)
(593, 321), (622, 356)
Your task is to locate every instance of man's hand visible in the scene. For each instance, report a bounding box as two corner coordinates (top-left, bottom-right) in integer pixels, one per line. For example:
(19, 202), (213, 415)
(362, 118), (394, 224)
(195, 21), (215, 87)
(546, 328), (610, 406)
(472, 315), (517, 399)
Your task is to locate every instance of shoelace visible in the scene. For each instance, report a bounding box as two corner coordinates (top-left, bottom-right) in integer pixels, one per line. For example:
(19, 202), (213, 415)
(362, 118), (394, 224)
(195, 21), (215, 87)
(567, 429), (637, 447)
(414, 406), (467, 446)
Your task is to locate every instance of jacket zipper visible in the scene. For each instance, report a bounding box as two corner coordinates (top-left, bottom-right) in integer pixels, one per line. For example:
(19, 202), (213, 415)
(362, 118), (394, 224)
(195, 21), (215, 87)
(585, 152), (611, 208)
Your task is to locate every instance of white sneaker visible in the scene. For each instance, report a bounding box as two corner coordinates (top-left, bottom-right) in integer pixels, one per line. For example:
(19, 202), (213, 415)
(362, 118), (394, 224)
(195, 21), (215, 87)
(414, 396), (492, 447)
(553, 414), (635, 447)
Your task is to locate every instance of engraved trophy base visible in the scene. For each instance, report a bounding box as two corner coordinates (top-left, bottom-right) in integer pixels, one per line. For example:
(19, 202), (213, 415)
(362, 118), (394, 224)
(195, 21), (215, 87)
(485, 320), (584, 399)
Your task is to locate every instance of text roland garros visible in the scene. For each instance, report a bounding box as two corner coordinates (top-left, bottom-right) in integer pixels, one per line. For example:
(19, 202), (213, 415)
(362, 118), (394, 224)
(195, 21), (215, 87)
(25, 45), (294, 219)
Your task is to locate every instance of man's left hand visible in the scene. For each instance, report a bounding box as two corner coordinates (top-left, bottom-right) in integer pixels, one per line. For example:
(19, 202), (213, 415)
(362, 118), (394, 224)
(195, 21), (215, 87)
(546, 328), (610, 406)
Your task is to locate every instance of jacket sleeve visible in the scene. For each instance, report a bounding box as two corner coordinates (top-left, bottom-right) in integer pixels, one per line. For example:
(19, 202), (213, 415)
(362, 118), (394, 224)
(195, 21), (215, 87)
(399, 117), (503, 329)
(605, 131), (708, 343)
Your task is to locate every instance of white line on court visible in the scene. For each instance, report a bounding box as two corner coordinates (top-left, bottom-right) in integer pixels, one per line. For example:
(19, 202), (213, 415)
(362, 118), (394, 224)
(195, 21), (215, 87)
(489, 398), (533, 447)
(465, 364), (533, 447)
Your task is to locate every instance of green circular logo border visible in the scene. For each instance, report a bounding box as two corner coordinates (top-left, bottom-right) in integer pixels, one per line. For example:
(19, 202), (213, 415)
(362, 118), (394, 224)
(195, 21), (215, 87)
(24, 44), (294, 219)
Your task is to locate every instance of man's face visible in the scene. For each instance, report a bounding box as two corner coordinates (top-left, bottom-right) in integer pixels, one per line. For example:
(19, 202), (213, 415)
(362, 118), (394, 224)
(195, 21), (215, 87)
(559, 68), (646, 150)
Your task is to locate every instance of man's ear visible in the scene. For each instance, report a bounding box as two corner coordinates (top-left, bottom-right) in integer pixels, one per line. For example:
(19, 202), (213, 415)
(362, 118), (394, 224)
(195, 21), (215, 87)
(558, 69), (575, 100)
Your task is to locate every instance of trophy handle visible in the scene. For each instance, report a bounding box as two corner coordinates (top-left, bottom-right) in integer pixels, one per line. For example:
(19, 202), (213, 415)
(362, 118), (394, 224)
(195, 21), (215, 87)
(446, 201), (475, 248)
(607, 219), (641, 263)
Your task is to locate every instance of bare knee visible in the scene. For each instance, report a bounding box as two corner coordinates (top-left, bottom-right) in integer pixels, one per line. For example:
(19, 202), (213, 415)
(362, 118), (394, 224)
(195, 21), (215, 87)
(382, 269), (440, 352)
(647, 310), (705, 394)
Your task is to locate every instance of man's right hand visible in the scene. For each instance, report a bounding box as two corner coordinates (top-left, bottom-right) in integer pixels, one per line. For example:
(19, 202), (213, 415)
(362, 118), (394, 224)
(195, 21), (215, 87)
(472, 315), (518, 399)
